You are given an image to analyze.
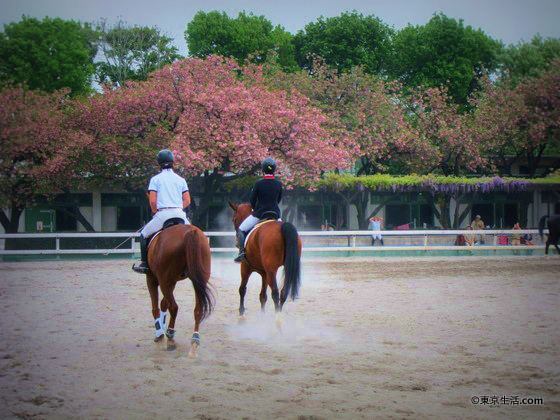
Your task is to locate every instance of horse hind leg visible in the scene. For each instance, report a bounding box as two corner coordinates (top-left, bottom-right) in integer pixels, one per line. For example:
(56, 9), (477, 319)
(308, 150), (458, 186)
(259, 275), (268, 313)
(553, 239), (560, 255)
(266, 270), (284, 331)
(146, 273), (164, 342)
(160, 283), (178, 351)
(159, 297), (169, 331)
(188, 294), (204, 358)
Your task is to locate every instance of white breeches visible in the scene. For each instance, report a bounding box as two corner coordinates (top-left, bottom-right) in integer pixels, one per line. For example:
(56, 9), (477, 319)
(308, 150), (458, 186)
(140, 208), (188, 237)
(239, 214), (260, 232)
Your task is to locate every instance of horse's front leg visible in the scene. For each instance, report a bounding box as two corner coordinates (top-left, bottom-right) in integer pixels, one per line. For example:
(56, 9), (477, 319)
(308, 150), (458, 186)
(238, 263), (251, 322)
(146, 273), (164, 342)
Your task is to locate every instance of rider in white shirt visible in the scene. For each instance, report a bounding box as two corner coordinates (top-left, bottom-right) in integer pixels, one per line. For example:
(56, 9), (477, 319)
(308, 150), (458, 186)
(132, 150), (190, 274)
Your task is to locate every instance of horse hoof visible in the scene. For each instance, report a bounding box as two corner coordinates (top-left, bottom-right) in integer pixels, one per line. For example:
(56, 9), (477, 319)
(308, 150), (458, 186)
(238, 315), (247, 324)
(166, 340), (176, 351)
(188, 342), (199, 358)
(165, 328), (175, 340)
(154, 334), (164, 343)
(275, 313), (283, 331)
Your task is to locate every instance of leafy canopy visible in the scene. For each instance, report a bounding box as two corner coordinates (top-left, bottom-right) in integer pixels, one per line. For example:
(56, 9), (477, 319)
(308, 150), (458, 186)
(293, 11), (394, 74)
(499, 35), (560, 85)
(389, 13), (502, 105)
(185, 11), (297, 69)
(92, 19), (182, 87)
(0, 16), (96, 95)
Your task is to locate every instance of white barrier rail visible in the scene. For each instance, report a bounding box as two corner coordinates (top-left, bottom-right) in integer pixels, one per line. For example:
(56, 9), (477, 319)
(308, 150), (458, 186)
(0, 229), (547, 255)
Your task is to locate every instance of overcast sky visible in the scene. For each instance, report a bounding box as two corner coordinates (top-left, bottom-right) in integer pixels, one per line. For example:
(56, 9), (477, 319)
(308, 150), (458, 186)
(2, 0), (560, 56)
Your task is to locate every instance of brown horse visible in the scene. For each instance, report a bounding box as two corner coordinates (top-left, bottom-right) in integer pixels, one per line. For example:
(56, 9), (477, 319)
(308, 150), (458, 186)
(145, 223), (213, 357)
(229, 202), (302, 324)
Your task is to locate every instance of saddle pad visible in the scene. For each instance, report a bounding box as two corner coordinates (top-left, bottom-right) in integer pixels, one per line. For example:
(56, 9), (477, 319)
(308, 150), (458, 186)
(147, 230), (162, 250)
(244, 219), (276, 247)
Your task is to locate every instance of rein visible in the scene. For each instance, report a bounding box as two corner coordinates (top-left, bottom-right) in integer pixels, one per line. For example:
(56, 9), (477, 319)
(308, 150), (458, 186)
(103, 228), (142, 256)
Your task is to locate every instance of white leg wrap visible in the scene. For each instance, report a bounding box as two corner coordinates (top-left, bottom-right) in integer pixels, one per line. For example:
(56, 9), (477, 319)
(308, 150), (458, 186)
(154, 317), (164, 338)
(159, 311), (168, 331)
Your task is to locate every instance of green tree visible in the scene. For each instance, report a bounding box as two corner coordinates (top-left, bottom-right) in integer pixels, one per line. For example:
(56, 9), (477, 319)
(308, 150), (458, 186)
(185, 11), (297, 69)
(0, 16), (96, 95)
(293, 11), (394, 74)
(499, 35), (560, 84)
(93, 19), (182, 87)
(390, 13), (502, 105)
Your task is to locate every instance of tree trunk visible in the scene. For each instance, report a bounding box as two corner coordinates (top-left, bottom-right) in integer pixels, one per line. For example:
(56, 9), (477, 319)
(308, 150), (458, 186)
(0, 205), (23, 234)
(428, 193), (451, 229)
(52, 205), (96, 232)
(0, 205), (25, 250)
(352, 189), (370, 230)
(191, 171), (224, 229)
(453, 193), (477, 228)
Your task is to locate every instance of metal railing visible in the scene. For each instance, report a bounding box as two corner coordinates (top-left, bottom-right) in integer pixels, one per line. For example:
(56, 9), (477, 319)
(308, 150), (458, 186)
(0, 229), (546, 255)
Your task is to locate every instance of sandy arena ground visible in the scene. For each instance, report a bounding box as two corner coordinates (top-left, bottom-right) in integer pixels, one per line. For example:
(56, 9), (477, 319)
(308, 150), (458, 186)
(0, 255), (559, 420)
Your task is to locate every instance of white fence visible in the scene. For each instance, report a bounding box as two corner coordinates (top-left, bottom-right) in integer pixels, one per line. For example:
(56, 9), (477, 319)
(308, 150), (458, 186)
(0, 229), (547, 255)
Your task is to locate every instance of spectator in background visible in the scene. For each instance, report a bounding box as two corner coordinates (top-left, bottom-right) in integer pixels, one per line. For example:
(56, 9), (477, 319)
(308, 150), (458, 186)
(369, 216), (384, 246)
(454, 232), (466, 246)
(522, 232), (535, 245)
(511, 222), (522, 245)
(470, 215), (485, 244)
(464, 225), (475, 246)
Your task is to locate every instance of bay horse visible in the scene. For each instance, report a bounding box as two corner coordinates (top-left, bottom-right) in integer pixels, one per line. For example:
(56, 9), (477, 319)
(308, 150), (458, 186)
(539, 214), (560, 255)
(228, 202), (302, 324)
(145, 222), (214, 357)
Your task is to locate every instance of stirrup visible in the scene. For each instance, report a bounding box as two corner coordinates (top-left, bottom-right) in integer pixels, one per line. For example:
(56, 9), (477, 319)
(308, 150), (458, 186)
(132, 262), (149, 274)
(234, 251), (245, 263)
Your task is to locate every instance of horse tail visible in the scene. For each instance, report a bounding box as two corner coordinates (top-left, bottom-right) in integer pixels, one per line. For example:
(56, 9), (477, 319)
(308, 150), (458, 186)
(281, 222), (301, 301)
(539, 215), (549, 241)
(184, 226), (214, 321)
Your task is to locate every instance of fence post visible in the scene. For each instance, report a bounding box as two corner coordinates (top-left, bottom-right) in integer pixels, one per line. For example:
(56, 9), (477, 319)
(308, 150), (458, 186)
(424, 234), (428, 246)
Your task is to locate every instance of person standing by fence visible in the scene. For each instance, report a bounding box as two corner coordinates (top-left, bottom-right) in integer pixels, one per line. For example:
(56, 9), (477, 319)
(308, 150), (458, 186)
(369, 216), (384, 246)
(470, 215), (485, 244)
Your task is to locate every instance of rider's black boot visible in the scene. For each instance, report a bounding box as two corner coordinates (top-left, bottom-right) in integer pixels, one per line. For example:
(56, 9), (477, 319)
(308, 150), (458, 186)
(132, 235), (149, 273)
(234, 230), (247, 263)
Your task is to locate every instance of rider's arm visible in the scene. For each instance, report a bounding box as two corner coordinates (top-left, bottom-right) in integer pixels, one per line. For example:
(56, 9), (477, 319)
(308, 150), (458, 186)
(149, 191), (157, 214)
(249, 185), (258, 209)
(182, 191), (191, 209)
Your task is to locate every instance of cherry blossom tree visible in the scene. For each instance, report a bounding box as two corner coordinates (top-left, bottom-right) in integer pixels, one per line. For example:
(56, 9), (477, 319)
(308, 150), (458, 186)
(254, 59), (433, 228)
(473, 59), (560, 178)
(0, 87), (94, 234)
(76, 56), (351, 226)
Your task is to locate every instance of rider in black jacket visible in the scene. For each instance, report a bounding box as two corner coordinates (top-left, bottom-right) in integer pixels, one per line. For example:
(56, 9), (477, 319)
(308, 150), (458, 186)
(234, 158), (282, 262)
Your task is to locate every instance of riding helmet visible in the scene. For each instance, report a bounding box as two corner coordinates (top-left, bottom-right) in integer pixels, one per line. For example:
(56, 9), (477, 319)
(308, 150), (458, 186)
(157, 149), (174, 168)
(262, 157), (277, 174)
